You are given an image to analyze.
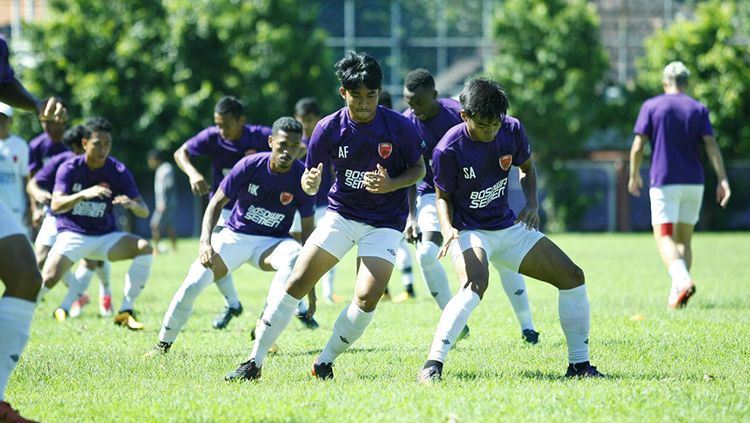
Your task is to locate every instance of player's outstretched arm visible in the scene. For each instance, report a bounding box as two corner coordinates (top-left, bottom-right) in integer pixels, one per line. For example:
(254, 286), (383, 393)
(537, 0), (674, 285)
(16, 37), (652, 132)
(702, 135), (731, 208)
(113, 195), (149, 218)
(404, 184), (419, 242)
(197, 188), (230, 268)
(628, 134), (647, 197)
(515, 159), (540, 230)
(26, 177), (51, 205)
(51, 185), (112, 214)
(174, 143), (209, 196)
(435, 187), (458, 260)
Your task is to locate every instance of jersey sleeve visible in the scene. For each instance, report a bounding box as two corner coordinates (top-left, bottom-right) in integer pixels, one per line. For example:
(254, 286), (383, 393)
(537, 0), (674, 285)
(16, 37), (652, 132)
(33, 155), (59, 189)
(513, 122), (532, 166)
(184, 128), (216, 157)
(28, 143), (43, 174)
(633, 101), (652, 137)
(53, 160), (74, 194)
(218, 157), (251, 201)
(305, 121), (331, 170)
(700, 105), (714, 137)
(432, 147), (458, 194)
(399, 120), (425, 165)
(118, 167), (141, 200)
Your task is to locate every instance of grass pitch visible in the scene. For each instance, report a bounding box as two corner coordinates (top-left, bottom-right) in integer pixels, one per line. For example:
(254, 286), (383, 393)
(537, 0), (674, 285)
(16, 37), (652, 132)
(6, 233), (750, 422)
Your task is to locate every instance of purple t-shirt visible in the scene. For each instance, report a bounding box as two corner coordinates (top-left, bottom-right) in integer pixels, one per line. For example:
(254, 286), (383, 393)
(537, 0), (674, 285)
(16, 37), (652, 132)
(633, 93), (713, 187)
(306, 106), (424, 231)
(34, 150), (75, 193)
(29, 133), (70, 174)
(302, 134), (334, 208)
(54, 156), (141, 235)
(403, 97), (463, 195)
(432, 118), (531, 231)
(0, 36), (14, 85)
(220, 152), (314, 237)
(185, 124), (272, 208)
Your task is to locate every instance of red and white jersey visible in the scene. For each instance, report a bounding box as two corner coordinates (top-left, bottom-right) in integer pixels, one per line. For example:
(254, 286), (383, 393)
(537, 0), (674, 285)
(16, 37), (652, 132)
(0, 134), (29, 215)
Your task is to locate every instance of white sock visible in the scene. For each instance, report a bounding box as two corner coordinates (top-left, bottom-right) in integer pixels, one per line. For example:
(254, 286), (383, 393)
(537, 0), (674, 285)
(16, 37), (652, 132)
(62, 270), (76, 289)
(119, 254), (153, 312)
(0, 297), (36, 401)
(251, 292), (299, 367)
(215, 274), (241, 309)
(427, 288), (480, 364)
(497, 267), (535, 331)
(321, 268), (336, 299)
(558, 285), (590, 364)
(317, 302), (375, 364)
(58, 276), (88, 311)
(396, 241), (414, 287)
(95, 261), (112, 297)
(668, 259), (692, 290)
(36, 286), (50, 303)
(416, 241), (452, 309)
(159, 261), (214, 343)
(74, 265), (95, 292)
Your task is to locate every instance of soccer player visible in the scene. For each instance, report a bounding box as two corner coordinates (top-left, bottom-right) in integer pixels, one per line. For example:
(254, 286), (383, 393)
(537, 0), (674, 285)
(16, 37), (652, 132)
(225, 51), (425, 381)
(290, 97), (341, 304)
(174, 96), (279, 330)
(38, 117), (153, 330)
(0, 102), (30, 233)
(628, 61), (731, 309)
(376, 90), (417, 301)
(146, 117), (315, 356)
(27, 124), (113, 317)
(148, 149), (178, 254)
(0, 33), (66, 422)
(417, 78), (602, 383)
(402, 69), (539, 343)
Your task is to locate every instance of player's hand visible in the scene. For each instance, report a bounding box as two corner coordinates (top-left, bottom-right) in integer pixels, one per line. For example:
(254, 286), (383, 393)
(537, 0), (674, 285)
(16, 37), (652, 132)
(31, 190), (52, 205)
(38, 97), (67, 123)
(628, 174), (643, 197)
(364, 163), (394, 193)
(301, 163), (323, 195)
(199, 241), (217, 269)
(437, 226), (459, 260)
(32, 208), (45, 227)
(515, 205), (540, 230)
(189, 175), (210, 196)
(112, 195), (137, 210)
(403, 217), (419, 243)
(717, 179), (731, 208)
(80, 185), (112, 200)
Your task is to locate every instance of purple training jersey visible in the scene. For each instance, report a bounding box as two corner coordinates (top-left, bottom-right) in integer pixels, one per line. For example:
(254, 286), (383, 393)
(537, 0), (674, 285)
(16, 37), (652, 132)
(633, 93), (713, 187)
(432, 118), (531, 231)
(220, 152), (314, 238)
(302, 134), (334, 208)
(306, 106), (424, 231)
(29, 132), (70, 174)
(34, 150), (76, 193)
(0, 36), (14, 84)
(185, 124), (272, 209)
(403, 97), (463, 195)
(54, 155), (141, 235)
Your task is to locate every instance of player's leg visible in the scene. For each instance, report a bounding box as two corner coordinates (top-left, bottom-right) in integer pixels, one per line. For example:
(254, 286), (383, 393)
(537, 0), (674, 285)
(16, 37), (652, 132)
(415, 231), (452, 308)
(675, 185), (703, 271)
(106, 234), (154, 329)
(392, 240), (415, 302)
(211, 209), (243, 326)
(514, 231), (601, 377)
(419, 234), (489, 383)
(674, 224), (695, 269)
(650, 186), (695, 308)
(494, 264), (537, 343)
(0, 231), (42, 416)
(94, 260), (113, 316)
(150, 210), (162, 255)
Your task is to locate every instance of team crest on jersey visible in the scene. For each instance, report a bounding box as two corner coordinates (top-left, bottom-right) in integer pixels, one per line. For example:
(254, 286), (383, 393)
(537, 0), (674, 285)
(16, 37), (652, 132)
(245, 149), (257, 156)
(378, 143), (392, 159)
(280, 192), (293, 205)
(499, 154), (512, 171)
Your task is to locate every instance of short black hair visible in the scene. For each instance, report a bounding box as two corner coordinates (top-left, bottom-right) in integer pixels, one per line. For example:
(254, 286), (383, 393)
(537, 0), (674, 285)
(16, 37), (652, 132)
(214, 96), (244, 119)
(83, 117), (112, 138)
(334, 51), (383, 91)
(294, 97), (320, 117)
(61, 124), (86, 150)
(378, 91), (392, 109)
(272, 116), (303, 136)
(459, 78), (509, 121)
(404, 68), (435, 92)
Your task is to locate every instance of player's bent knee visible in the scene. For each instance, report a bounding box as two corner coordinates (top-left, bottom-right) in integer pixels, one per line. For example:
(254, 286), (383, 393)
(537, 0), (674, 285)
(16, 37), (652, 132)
(137, 239), (153, 255)
(560, 264), (585, 289)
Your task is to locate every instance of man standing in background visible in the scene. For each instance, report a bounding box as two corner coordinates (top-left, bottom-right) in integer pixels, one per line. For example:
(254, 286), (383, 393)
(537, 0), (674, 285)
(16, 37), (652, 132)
(148, 149), (178, 254)
(0, 102), (29, 235)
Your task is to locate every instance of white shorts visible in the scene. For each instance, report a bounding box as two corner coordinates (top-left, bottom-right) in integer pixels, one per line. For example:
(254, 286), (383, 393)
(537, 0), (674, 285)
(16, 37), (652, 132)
(306, 211), (404, 265)
(35, 213), (59, 247)
(212, 228), (300, 272)
(0, 201), (25, 239)
(649, 184), (704, 225)
(290, 206), (327, 234)
(416, 193), (441, 233)
(215, 208), (233, 230)
(453, 223), (545, 272)
(49, 231), (128, 262)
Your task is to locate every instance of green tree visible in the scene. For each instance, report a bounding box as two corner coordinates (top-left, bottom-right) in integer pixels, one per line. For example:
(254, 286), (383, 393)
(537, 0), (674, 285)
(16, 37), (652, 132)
(488, 0), (610, 230)
(14, 0), (337, 182)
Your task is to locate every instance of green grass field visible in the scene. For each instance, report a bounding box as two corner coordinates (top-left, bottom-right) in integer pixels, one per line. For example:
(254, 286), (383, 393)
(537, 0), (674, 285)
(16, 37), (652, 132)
(6, 233), (750, 422)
